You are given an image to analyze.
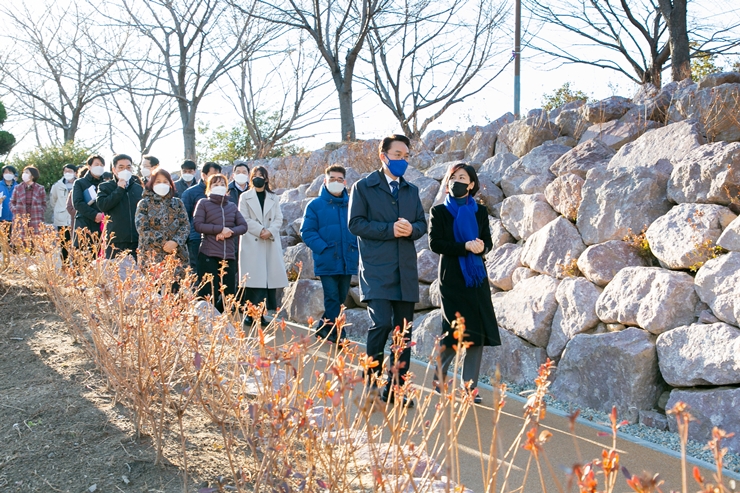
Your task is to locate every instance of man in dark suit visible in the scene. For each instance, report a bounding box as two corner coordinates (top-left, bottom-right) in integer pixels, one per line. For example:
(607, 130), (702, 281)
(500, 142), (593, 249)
(348, 134), (426, 407)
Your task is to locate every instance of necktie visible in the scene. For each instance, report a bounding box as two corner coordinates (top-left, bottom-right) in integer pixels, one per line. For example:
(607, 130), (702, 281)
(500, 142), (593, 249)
(390, 180), (399, 200)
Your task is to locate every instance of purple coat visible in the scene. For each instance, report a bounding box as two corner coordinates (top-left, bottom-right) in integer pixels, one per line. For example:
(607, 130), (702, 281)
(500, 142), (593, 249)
(193, 194), (248, 260)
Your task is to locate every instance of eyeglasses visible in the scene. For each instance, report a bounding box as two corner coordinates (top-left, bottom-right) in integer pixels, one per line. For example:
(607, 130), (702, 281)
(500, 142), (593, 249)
(327, 176), (345, 183)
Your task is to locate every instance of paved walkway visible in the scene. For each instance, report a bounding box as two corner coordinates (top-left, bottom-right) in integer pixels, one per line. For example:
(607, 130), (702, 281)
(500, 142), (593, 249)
(272, 316), (738, 492)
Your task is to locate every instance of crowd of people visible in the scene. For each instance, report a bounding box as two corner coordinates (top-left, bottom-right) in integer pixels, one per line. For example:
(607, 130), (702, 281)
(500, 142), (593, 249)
(0, 134), (501, 408)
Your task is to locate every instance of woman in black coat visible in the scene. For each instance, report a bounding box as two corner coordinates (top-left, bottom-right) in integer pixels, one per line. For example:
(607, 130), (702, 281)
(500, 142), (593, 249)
(428, 163), (501, 403)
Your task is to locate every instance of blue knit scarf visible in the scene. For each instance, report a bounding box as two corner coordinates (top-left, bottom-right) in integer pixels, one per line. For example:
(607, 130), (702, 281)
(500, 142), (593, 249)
(444, 194), (487, 287)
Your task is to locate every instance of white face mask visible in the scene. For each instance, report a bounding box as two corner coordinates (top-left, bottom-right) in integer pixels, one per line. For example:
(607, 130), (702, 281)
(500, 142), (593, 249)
(233, 173), (249, 185)
(209, 185), (227, 197)
(326, 181), (346, 195)
(64, 172), (76, 182)
(90, 165), (105, 177)
(181, 172), (195, 182)
(153, 183), (170, 197)
(22, 172), (32, 183)
(141, 168), (152, 178)
(117, 170), (133, 182)
(3, 173), (14, 182)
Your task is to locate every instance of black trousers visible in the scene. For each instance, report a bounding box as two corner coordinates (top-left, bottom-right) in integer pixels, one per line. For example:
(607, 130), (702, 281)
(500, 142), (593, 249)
(57, 226), (72, 262)
(106, 241), (138, 260)
(365, 299), (415, 390)
(197, 253), (237, 313)
(240, 287), (278, 312)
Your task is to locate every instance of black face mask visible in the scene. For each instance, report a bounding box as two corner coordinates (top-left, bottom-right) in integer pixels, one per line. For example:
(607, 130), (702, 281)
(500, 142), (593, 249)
(252, 177), (266, 188)
(449, 181), (470, 198)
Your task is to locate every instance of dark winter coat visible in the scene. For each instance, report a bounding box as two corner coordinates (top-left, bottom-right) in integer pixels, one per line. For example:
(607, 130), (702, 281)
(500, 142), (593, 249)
(227, 180), (249, 206)
(429, 202), (500, 348)
(348, 169), (426, 302)
(192, 193), (248, 260)
(135, 189), (191, 276)
(175, 177), (196, 198)
(182, 181), (207, 243)
(72, 172), (104, 233)
(96, 179), (144, 245)
(301, 186), (359, 276)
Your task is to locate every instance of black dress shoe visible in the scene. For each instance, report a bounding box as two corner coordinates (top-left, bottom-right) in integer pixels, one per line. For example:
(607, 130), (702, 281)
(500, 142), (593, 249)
(381, 388), (415, 408)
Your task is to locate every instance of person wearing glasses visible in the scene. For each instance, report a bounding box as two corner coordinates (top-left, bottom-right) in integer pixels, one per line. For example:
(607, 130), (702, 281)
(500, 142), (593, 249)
(301, 165), (359, 343)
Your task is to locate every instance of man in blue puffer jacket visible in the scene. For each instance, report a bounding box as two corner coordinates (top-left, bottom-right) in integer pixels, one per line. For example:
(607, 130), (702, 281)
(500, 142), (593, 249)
(301, 165), (359, 342)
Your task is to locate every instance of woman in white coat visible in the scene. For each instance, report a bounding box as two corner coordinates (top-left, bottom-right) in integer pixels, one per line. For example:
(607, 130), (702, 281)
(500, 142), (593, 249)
(49, 164), (77, 262)
(238, 166), (289, 323)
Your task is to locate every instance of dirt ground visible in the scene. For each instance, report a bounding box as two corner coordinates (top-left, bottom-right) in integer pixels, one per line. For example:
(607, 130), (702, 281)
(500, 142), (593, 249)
(0, 274), (233, 493)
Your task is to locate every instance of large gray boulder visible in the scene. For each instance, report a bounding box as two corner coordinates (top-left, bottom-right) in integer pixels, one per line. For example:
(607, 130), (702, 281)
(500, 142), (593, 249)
(500, 193), (559, 241)
(549, 139), (614, 178)
(666, 387), (740, 454)
(544, 174), (584, 221)
(547, 278), (603, 358)
(414, 176), (441, 211)
(429, 279), (441, 307)
(480, 329), (548, 386)
(608, 120), (705, 171)
(417, 249), (440, 284)
(645, 204), (736, 270)
(485, 243), (523, 291)
(409, 149), (436, 170)
(657, 323), (740, 387)
(576, 240), (650, 287)
(520, 217), (586, 278)
(595, 267), (699, 335)
(464, 130), (497, 166)
(667, 141), (740, 205)
(578, 119), (660, 151)
(511, 266), (538, 287)
(583, 96), (634, 123)
(499, 143), (570, 196)
(283, 243), (316, 280)
(415, 283), (433, 311)
(551, 328), (662, 423)
(671, 82), (740, 142)
(694, 252), (740, 326)
(479, 152), (518, 185)
(492, 275), (560, 347)
(717, 215), (740, 251)
(342, 308), (373, 340)
(555, 107), (588, 140)
(282, 279), (325, 326)
(476, 174), (505, 211)
(411, 309), (443, 360)
(496, 115), (560, 157)
(577, 165), (672, 245)
(489, 217), (514, 248)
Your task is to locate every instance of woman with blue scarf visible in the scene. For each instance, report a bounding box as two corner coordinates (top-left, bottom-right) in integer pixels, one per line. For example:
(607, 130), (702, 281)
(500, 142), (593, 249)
(429, 163), (501, 404)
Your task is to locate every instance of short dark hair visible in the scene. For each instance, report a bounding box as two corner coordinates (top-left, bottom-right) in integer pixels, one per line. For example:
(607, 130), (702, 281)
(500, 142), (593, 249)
(142, 155), (159, 166)
(250, 166), (272, 193)
(181, 160), (197, 170)
(112, 154), (133, 166)
(145, 168), (176, 199)
(2, 165), (17, 176)
(379, 134), (411, 154)
(202, 162), (222, 175)
(443, 162), (480, 197)
(205, 173), (228, 194)
(86, 154), (105, 167)
(233, 161), (249, 172)
(63, 163), (77, 172)
(24, 166), (40, 183)
(101, 171), (115, 181)
(325, 165), (346, 177)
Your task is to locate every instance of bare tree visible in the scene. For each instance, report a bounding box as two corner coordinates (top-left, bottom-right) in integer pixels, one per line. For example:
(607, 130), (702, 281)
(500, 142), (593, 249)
(364, 0), (509, 139)
(251, 0), (389, 141)
(103, 58), (179, 158)
(0, 1), (126, 143)
(525, 0), (740, 88)
(221, 33), (335, 158)
(116, 0), (273, 160)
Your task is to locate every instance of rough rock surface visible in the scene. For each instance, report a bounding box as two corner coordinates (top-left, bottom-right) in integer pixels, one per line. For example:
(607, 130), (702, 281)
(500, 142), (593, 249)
(414, 176), (442, 211)
(476, 174), (505, 211)
(415, 283), (433, 311)
(576, 240), (650, 287)
(667, 141), (740, 205)
(544, 174), (584, 221)
(489, 217), (514, 248)
(283, 243), (316, 279)
(500, 194), (559, 241)
(579, 119), (660, 151)
(673, 82), (740, 142)
(511, 267), (538, 286)
(411, 309), (443, 360)
(645, 204), (736, 269)
(493, 275), (560, 347)
(595, 267), (699, 335)
(464, 130), (497, 166)
(694, 252), (740, 325)
(549, 139), (614, 178)
(608, 120), (705, 171)
(555, 107), (588, 140)
(485, 244), (523, 291)
(282, 280), (325, 326)
(656, 323), (740, 387)
(718, 215), (740, 251)
(342, 308), (373, 339)
(520, 217), (586, 278)
(417, 249), (440, 284)
(429, 279), (441, 307)
(577, 165), (672, 245)
(499, 143), (570, 196)
(496, 115), (560, 157)
(551, 328), (662, 423)
(547, 278), (603, 358)
(583, 96), (634, 124)
(480, 329), (548, 386)
(666, 387), (740, 454)
(479, 153), (518, 185)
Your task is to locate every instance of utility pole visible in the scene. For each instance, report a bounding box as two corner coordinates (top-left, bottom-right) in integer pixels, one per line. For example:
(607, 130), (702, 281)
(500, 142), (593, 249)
(514, 0), (521, 119)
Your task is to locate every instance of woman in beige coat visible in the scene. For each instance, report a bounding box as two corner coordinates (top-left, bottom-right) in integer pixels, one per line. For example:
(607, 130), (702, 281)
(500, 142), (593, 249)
(238, 166), (289, 323)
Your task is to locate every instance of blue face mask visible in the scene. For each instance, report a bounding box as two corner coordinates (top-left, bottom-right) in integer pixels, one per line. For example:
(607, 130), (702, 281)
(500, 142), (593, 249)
(384, 154), (408, 178)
